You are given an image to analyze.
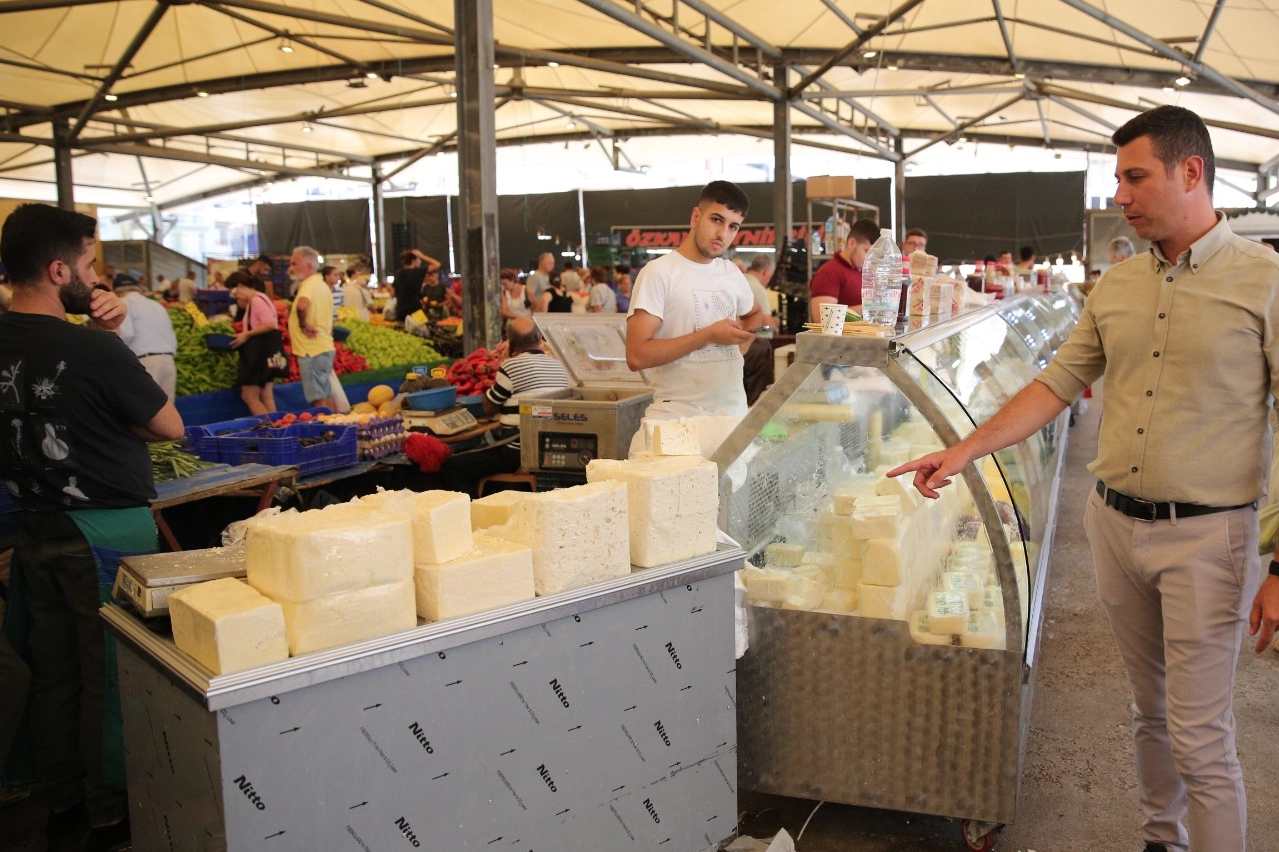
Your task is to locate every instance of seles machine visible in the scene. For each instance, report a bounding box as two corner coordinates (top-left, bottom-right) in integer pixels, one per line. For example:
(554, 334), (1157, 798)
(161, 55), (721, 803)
(518, 314), (653, 488)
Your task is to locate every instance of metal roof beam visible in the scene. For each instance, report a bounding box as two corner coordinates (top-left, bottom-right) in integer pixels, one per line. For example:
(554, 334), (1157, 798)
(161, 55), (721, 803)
(208, 4), (371, 73)
(1038, 81), (1279, 141)
(789, 100), (900, 159)
(575, 0), (780, 100)
(200, 0), (454, 46)
(357, 0), (453, 38)
(1057, 0), (1279, 118)
(68, 1), (169, 141)
(0, 0), (114, 10)
(80, 141), (367, 181)
(908, 91), (1026, 157)
(1192, 0), (1229, 65)
(678, 0), (780, 59)
(991, 0), (1019, 75)
(494, 44), (754, 97)
(791, 0), (928, 95)
(1043, 93), (1118, 132)
(795, 64), (901, 136)
(819, 0), (863, 35)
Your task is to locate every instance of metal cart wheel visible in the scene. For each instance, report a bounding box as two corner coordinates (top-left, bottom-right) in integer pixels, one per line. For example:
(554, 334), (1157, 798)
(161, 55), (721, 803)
(960, 819), (1002, 851)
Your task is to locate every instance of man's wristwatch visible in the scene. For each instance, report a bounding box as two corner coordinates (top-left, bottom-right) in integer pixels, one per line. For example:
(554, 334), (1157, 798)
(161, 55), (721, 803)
(1269, 559), (1279, 578)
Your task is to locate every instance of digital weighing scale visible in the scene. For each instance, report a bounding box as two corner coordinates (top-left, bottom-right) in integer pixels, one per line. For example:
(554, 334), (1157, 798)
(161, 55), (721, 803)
(113, 545), (246, 617)
(518, 315), (654, 486)
(400, 404), (479, 436)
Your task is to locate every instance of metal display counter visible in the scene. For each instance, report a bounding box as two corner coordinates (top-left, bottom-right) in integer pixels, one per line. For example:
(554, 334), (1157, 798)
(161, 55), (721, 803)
(713, 294), (1076, 850)
(103, 547), (745, 852)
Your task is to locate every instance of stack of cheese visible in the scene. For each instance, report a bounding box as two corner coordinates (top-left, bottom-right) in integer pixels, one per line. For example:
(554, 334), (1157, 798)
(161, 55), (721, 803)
(361, 490), (536, 622)
(481, 480), (631, 596)
(245, 502), (417, 656)
(585, 456), (719, 568)
(908, 540), (1006, 649)
(168, 578), (289, 675)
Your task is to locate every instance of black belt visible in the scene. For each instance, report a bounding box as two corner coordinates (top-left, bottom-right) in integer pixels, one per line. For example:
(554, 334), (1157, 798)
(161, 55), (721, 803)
(1095, 480), (1254, 522)
(137, 352), (175, 359)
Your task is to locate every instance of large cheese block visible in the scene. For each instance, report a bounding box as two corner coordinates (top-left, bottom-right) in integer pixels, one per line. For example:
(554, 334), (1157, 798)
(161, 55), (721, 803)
(586, 457), (718, 567)
(494, 480), (630, 595)
(851, 503), (904, 539)
(652, 420), (701, 455)
(470, 490), (527, 530)
(765, 542), (805, 567)
(414, 533), (535, 621)
(832, 476), (879, 514)
(742, 566), (789, 605)
(246, 504), (413, 603)
(961, 610), (1004, 649)
(362, 489), (473, 565)
(278, 579), (417, 656)
(861, 529), (914, 587)
(875, 473), (921, 511)
(818, 589), (858, 613)
(169, 578), (288, 675)
(830, 514), (865, 559)
(857, 581), (914, 621)
(781, 574), (826, 610)
(827, 557), (862, 590)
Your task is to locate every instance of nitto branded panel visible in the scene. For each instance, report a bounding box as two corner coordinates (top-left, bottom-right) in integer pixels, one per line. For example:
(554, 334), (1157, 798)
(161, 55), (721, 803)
(117, 572), (736, 852)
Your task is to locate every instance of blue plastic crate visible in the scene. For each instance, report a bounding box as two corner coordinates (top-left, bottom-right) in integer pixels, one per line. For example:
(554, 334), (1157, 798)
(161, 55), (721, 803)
(218, 422), (357, 477)
(213, 426), (296, 468)
(403, 385), (456, 411)
(294, 422), (358, 477)
(457, 394), (487, 419)
(183, 415), (271, 462)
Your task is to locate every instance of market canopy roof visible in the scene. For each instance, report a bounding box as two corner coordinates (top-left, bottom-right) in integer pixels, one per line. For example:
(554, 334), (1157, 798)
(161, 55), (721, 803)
(1, 0), (1276, 209)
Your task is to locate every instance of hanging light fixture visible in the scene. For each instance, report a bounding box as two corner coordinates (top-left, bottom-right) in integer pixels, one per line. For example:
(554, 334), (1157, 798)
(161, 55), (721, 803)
(279, 34), (294, 53)
(302, 122), (313, 134)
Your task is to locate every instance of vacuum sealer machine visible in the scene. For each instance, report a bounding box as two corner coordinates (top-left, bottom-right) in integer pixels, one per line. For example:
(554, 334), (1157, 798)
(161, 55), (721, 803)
(519, 314), (653, 486)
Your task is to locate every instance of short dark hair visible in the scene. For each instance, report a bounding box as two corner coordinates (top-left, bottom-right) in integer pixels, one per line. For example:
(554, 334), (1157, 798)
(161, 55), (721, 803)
(1112, 104), (1215, 192)
(698, 180), (750, 217)
(399, 249), (416, 267)
(226, 270), (265, 292)
(849, 218), (881, 247)
(320, 265), (338, 278)
(254, 253), (273, 266)
(0, 203), (97, 286)
(905, 227), (927, 240)
(499, 268), (518, 282)
(1019, 246), (1035, 262)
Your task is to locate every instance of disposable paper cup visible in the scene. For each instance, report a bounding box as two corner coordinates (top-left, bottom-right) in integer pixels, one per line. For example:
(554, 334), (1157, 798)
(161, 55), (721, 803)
(819, 303), (847, 335)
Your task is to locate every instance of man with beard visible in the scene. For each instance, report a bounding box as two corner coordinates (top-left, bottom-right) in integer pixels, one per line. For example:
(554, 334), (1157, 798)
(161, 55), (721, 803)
(0, 203), (183, 852)
(625, 181), (765, 452)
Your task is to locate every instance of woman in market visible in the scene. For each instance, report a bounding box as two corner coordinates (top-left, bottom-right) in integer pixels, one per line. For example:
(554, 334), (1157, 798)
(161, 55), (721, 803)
(500, 267), (531, 324)
(541, 270), (574, 312)
(341, 265), (374, 321)
(588, 265), (618, 313)
(614, 266), (632, 313)
(228, 270), (282, 415)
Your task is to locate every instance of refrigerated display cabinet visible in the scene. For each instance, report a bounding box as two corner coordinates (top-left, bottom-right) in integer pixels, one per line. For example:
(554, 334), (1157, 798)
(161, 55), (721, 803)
(714, 293), (1078, 849)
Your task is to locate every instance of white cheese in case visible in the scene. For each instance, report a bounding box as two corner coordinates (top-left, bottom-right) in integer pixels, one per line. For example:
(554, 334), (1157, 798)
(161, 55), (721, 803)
(414, 533), (535, 621)
(169, 578), (288, 675)
(851, 503), (904, 539)
(470, 490), (526, 530)
(857, 581), (914, 621)
(818, 589), (858, 613)
(495, 480), (630, 595)
(832, 476), (879, 514)
(246, 504), (413, 603)
(926, 590), (969, 634)
(908, 610), (955, 646)
(781, 574), (826, 610)
(361, 489), (473, 565)
(940, 570), (984, 608)
(765, 542), (805, 567)
(860, 529), (914, 587)
(875, 473), (921, 511)
(652, 420), (701, 455)
(278, 579), (417, 656)
(961, 610), (1005, 649)
(742, 566), (789, 605)
(982, 586), (1006, 626)
(586, 456), (718, 568)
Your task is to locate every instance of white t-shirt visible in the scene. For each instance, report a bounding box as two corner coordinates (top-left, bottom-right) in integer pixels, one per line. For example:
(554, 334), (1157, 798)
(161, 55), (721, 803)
(628, 251), (755, 418)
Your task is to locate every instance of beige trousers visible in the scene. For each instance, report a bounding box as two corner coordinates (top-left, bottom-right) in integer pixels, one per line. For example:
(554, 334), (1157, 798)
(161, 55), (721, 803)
(1084, 488), (1260, 852)
(138, 353), (176, 401)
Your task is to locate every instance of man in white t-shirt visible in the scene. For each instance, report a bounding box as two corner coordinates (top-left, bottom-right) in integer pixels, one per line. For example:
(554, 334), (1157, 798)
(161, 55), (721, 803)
(625, 181), (765, 448)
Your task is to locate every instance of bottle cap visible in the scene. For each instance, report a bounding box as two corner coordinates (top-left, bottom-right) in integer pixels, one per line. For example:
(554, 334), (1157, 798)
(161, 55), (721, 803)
(880, 228), (893, 239)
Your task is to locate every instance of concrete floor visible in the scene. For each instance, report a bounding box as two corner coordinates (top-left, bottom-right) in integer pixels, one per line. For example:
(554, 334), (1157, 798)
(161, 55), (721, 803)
(736, 381), (1279, 851)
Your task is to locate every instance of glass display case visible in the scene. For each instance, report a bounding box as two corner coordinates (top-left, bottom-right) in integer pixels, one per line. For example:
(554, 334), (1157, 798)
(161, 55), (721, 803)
(716, 294), (1079, 844)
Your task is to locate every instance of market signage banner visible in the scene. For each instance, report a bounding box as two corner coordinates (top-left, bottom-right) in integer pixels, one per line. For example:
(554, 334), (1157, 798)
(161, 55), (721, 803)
(613, 223), (811, 249)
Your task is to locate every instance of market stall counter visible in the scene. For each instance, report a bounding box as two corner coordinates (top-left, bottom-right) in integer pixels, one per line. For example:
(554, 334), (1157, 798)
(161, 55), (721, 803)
(718, 294), (1076, 849)
(102, 546), (744, 852)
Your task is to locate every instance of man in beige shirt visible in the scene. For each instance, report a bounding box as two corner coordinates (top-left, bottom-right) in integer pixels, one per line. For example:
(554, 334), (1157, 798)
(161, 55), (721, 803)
(892, 105), (1279, 852)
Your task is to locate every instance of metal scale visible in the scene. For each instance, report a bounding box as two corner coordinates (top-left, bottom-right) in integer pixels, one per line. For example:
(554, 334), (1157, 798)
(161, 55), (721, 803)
(518, 314), (653, 487)
(112, 545), (246, 617)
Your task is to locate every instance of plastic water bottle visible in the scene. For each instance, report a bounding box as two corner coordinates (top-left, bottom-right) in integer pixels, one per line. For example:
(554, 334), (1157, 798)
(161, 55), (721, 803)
(861, 228), (902, 326)
(824, 212), (839, 255)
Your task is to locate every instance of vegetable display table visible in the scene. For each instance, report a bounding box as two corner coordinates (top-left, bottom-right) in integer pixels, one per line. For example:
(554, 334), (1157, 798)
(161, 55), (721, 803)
(151, 464), (297, 551)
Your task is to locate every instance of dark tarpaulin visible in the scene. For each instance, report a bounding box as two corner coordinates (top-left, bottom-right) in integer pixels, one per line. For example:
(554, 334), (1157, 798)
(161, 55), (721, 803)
(498, 191), (580, 272)
(381, 196), (455, 275)
(255, 199), (372, 256)
(904, 171), (1086, 263)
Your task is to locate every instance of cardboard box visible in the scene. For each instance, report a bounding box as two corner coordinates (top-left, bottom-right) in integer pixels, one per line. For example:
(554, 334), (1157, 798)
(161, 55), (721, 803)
(806, 175), (857, 199)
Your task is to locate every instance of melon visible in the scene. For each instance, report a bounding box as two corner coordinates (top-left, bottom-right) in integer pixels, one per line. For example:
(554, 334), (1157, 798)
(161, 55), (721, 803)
(377, 400), (400, 417)
(367, 384), (395, 407)
(352, 401), (377, 415)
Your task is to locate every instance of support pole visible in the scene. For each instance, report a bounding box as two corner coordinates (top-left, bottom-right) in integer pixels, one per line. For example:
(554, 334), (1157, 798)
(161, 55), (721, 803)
(455, 0), (501, 354)
(370, 165), (386, 282)
(894, 137), (906, 238)
(772, 77), (793, 264)
(53, 116), (74, 210)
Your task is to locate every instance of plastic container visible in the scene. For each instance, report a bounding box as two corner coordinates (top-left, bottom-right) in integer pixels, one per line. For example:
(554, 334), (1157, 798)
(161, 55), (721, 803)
(403, 385), (457, 411)
(458, 393), (487, 419)
(183, 415), (271, 462)
(861, 228), (903, 327)
(219, 422), (357, 477)
(332, 326), (351, 343)
(203, 333), (235, 352)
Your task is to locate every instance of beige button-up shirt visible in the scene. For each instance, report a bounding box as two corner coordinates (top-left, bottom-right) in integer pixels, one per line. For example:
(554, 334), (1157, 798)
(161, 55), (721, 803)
(1036, 214), (1279, 505)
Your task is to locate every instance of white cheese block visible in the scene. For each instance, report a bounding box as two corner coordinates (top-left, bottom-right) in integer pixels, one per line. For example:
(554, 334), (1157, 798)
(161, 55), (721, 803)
(414, 533), (535, 621)
(855, 494), (902, 511)
(827, 557), (862, 590)
(982, 586), (1006, 626)
(818, 589), (858, 613)
(875, 473), (921, 511)
(940, 570), (985, 608)
(861, 530), (913, 587)
(742, 566), (789, 605)
(470, 490), (527, 530)
(832, 476), (879, 514)
(908, 610), (955, 646)
(169, 578), (288, 675)
(800, 551), (836, 568)
(857, 581), (914, 621)
(629, 511), (717, 568)
(586, 455), (718, 519)
(926, 590), (970, 634)
(765, 542), (805, 567)
(495, 480), (630, 595)
(961, 610), (1005, 649)
(781, 574), (826, 610)
(278, 579), (417, 656)
(793, 564), (830, 589)
(830, 514), (866, 560)
(362, 489), (473, 565)
(246, 504), (413, 603)
(851, 504), (904, 539)
(652, 420), (701, 455)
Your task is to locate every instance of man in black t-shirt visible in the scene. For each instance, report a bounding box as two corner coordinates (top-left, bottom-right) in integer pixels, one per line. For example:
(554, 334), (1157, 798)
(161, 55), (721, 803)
(391, 248), (441, 322)
(0, 203), (184, 852)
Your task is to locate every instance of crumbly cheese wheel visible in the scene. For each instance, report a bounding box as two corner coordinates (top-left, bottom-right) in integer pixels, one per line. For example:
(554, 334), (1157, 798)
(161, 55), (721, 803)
(169, 578), (288, 675)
